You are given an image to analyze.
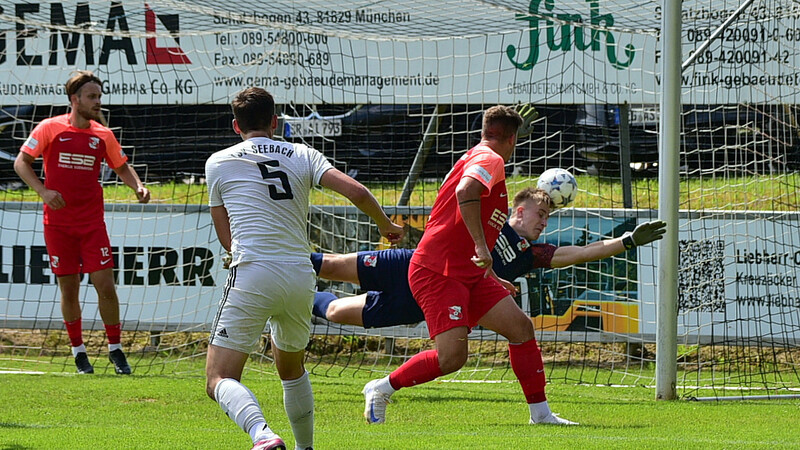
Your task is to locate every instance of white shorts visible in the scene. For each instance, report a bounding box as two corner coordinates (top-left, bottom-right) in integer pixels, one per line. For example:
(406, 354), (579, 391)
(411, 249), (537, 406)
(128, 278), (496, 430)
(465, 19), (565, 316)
(209, 260), (316, 353)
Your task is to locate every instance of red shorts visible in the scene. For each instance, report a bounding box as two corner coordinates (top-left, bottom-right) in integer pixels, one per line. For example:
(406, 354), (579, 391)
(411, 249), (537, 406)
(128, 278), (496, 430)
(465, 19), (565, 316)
(43, 223), (114, 276)
(408, 261), (510, 338)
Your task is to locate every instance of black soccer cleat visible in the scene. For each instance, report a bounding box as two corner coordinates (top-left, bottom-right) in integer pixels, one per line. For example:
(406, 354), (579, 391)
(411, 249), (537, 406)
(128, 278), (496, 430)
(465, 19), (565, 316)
(108, 349), (132, 375)
(74, 352), (94, 374)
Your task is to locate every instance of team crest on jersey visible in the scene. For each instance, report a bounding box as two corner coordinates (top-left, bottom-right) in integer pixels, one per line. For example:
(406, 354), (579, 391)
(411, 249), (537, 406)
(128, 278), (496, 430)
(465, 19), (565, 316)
(88, 137), (100, 149)
(50, 255), (60, 268)
(448, 306), (463, 321)
(517, 238), (530, 252)
(363, 254), (378, 267)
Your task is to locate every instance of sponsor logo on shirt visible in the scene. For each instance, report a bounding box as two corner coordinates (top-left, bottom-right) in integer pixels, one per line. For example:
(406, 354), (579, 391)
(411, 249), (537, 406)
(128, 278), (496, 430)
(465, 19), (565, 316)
(363, 254), (378, 267)
(58, 152), (96, 169)
(489, 209), (508, 231)
(448, 305), (462, 321)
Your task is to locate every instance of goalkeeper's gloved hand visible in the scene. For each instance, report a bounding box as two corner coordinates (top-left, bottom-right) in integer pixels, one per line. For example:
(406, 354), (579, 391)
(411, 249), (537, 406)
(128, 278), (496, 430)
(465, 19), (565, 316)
(515, 104), (539, 139)
(222, 251), (232, 270)
(622, 220), (667, 250)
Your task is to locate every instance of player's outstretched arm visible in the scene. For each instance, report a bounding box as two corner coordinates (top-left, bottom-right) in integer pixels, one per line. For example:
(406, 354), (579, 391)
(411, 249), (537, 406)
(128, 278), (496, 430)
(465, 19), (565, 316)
(549, 220), (666, 268)
(319, 168), (404, 243)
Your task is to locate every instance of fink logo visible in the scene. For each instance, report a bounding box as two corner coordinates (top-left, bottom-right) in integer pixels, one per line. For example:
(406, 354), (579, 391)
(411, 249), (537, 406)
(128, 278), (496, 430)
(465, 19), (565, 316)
(506, 0), (635, 71)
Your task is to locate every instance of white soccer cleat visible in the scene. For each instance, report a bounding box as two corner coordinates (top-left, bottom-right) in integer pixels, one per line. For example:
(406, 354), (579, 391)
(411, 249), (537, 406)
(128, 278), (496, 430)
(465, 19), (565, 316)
(530, 412), (579, 425)
(362, 379), (392, 424)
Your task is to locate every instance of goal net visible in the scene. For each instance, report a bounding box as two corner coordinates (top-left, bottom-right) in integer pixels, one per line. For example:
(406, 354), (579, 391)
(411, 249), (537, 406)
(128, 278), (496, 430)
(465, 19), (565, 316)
(0, 0), (798, 399)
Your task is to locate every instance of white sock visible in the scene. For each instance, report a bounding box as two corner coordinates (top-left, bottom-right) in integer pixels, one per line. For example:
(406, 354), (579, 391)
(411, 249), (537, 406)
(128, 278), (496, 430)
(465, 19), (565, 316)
(282, 371), (314, 450)
(249, 422), (279, 443)
(214, 378), (269, 443)
(529, 400), (552, 422)
(71, 344), (87, 357)
(376, 376), (396, 395)
(108, 343), (122, 352)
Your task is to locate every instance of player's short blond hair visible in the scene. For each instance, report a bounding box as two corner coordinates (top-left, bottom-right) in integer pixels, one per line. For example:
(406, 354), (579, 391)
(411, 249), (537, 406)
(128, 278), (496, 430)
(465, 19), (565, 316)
(65, 70), (102, 102)
(482, 105), (523, 140)
(513, 187), (553, 209)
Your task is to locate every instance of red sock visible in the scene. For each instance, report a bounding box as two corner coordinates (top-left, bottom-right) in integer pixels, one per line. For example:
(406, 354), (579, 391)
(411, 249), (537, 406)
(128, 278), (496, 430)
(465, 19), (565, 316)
(509, 339), (547, 404)
(64, 318), (83, 347)
(104, 323), (122, 345)
(388, 350), (443, 390)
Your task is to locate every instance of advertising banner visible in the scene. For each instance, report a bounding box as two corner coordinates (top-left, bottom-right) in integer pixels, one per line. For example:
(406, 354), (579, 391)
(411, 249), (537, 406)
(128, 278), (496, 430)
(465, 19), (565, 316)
(1, 1), (797, 104)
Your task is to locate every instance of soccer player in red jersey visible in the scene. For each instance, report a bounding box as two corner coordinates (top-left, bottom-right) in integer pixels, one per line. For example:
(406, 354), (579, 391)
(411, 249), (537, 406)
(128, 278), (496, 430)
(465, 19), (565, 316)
(14, 71), (150, 375)
(362, 105), (579, 425)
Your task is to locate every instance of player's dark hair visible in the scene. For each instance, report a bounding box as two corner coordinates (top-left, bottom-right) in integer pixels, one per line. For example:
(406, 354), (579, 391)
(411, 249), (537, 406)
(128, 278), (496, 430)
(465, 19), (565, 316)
(231, 87), (275, 133)
(482, 105), (523, 140)
(513, 187), (553, 209)
(65, 70), (102, 102)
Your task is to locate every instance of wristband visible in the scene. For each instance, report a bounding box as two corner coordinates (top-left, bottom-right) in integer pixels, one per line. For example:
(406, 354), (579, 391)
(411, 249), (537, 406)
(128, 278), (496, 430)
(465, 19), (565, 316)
(621, 233), (636, 250)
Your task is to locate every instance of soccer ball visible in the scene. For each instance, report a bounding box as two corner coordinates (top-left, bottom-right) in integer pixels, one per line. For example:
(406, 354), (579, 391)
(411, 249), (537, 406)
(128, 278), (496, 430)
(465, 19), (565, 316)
(537, 168), (578, 208)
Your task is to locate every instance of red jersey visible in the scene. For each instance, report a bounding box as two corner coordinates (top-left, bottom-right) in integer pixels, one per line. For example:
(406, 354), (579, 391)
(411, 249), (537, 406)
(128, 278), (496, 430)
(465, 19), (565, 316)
(411, 145), (508, 283)
(20, 114), (127, 226)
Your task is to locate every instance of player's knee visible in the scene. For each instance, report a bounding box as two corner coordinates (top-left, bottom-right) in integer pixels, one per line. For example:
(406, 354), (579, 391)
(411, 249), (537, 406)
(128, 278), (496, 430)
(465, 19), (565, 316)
(504, 314), (535, 343)
(325, 302), (342, 322)
(438, 351), (468, 374)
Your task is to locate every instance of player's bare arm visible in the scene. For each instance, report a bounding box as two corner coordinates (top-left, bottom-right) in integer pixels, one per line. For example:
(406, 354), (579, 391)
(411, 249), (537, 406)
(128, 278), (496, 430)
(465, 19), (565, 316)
(13, 152), (66, 210)
(113, 163), (151, 203)
(210, 205), (232, 252)
(456, 175), (491, 273)
(550, 219), (667, 268)
(319, 168), (404, 243)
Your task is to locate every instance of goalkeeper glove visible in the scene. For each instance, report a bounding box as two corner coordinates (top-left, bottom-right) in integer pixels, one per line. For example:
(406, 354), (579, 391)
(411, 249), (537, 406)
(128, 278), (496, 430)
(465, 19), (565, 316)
(621, 220), (667, 250)
(515, 104), (539, 139)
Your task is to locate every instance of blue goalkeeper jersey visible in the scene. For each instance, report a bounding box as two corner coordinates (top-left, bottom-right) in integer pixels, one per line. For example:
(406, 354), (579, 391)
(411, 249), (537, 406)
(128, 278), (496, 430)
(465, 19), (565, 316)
(311, 222), (557, 328)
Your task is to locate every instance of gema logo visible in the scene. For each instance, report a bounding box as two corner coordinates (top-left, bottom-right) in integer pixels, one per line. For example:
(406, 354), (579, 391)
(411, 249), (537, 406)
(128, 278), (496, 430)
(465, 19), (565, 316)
(0, 1), (190, 66)
(506, 0), (636, 71)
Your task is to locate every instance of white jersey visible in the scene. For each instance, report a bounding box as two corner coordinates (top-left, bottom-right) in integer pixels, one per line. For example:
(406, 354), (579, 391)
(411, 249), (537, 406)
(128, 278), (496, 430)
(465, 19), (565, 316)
(205, 137), (333, 266)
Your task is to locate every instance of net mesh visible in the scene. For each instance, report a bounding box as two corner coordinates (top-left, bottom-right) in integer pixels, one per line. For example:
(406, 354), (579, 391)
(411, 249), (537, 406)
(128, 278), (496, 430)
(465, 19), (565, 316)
(0, 0), (798, 398)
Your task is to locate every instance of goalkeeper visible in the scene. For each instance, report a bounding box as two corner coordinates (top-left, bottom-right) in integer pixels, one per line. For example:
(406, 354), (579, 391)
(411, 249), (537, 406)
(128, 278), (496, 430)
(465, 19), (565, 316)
(310, 187), (666, 329)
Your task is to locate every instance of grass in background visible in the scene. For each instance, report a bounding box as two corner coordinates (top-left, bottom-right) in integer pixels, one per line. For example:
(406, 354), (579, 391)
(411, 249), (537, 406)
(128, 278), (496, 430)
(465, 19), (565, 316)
(2, 173), (799, 210)
(2, 366), (799, 449)
(136, 171), (800, 211)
